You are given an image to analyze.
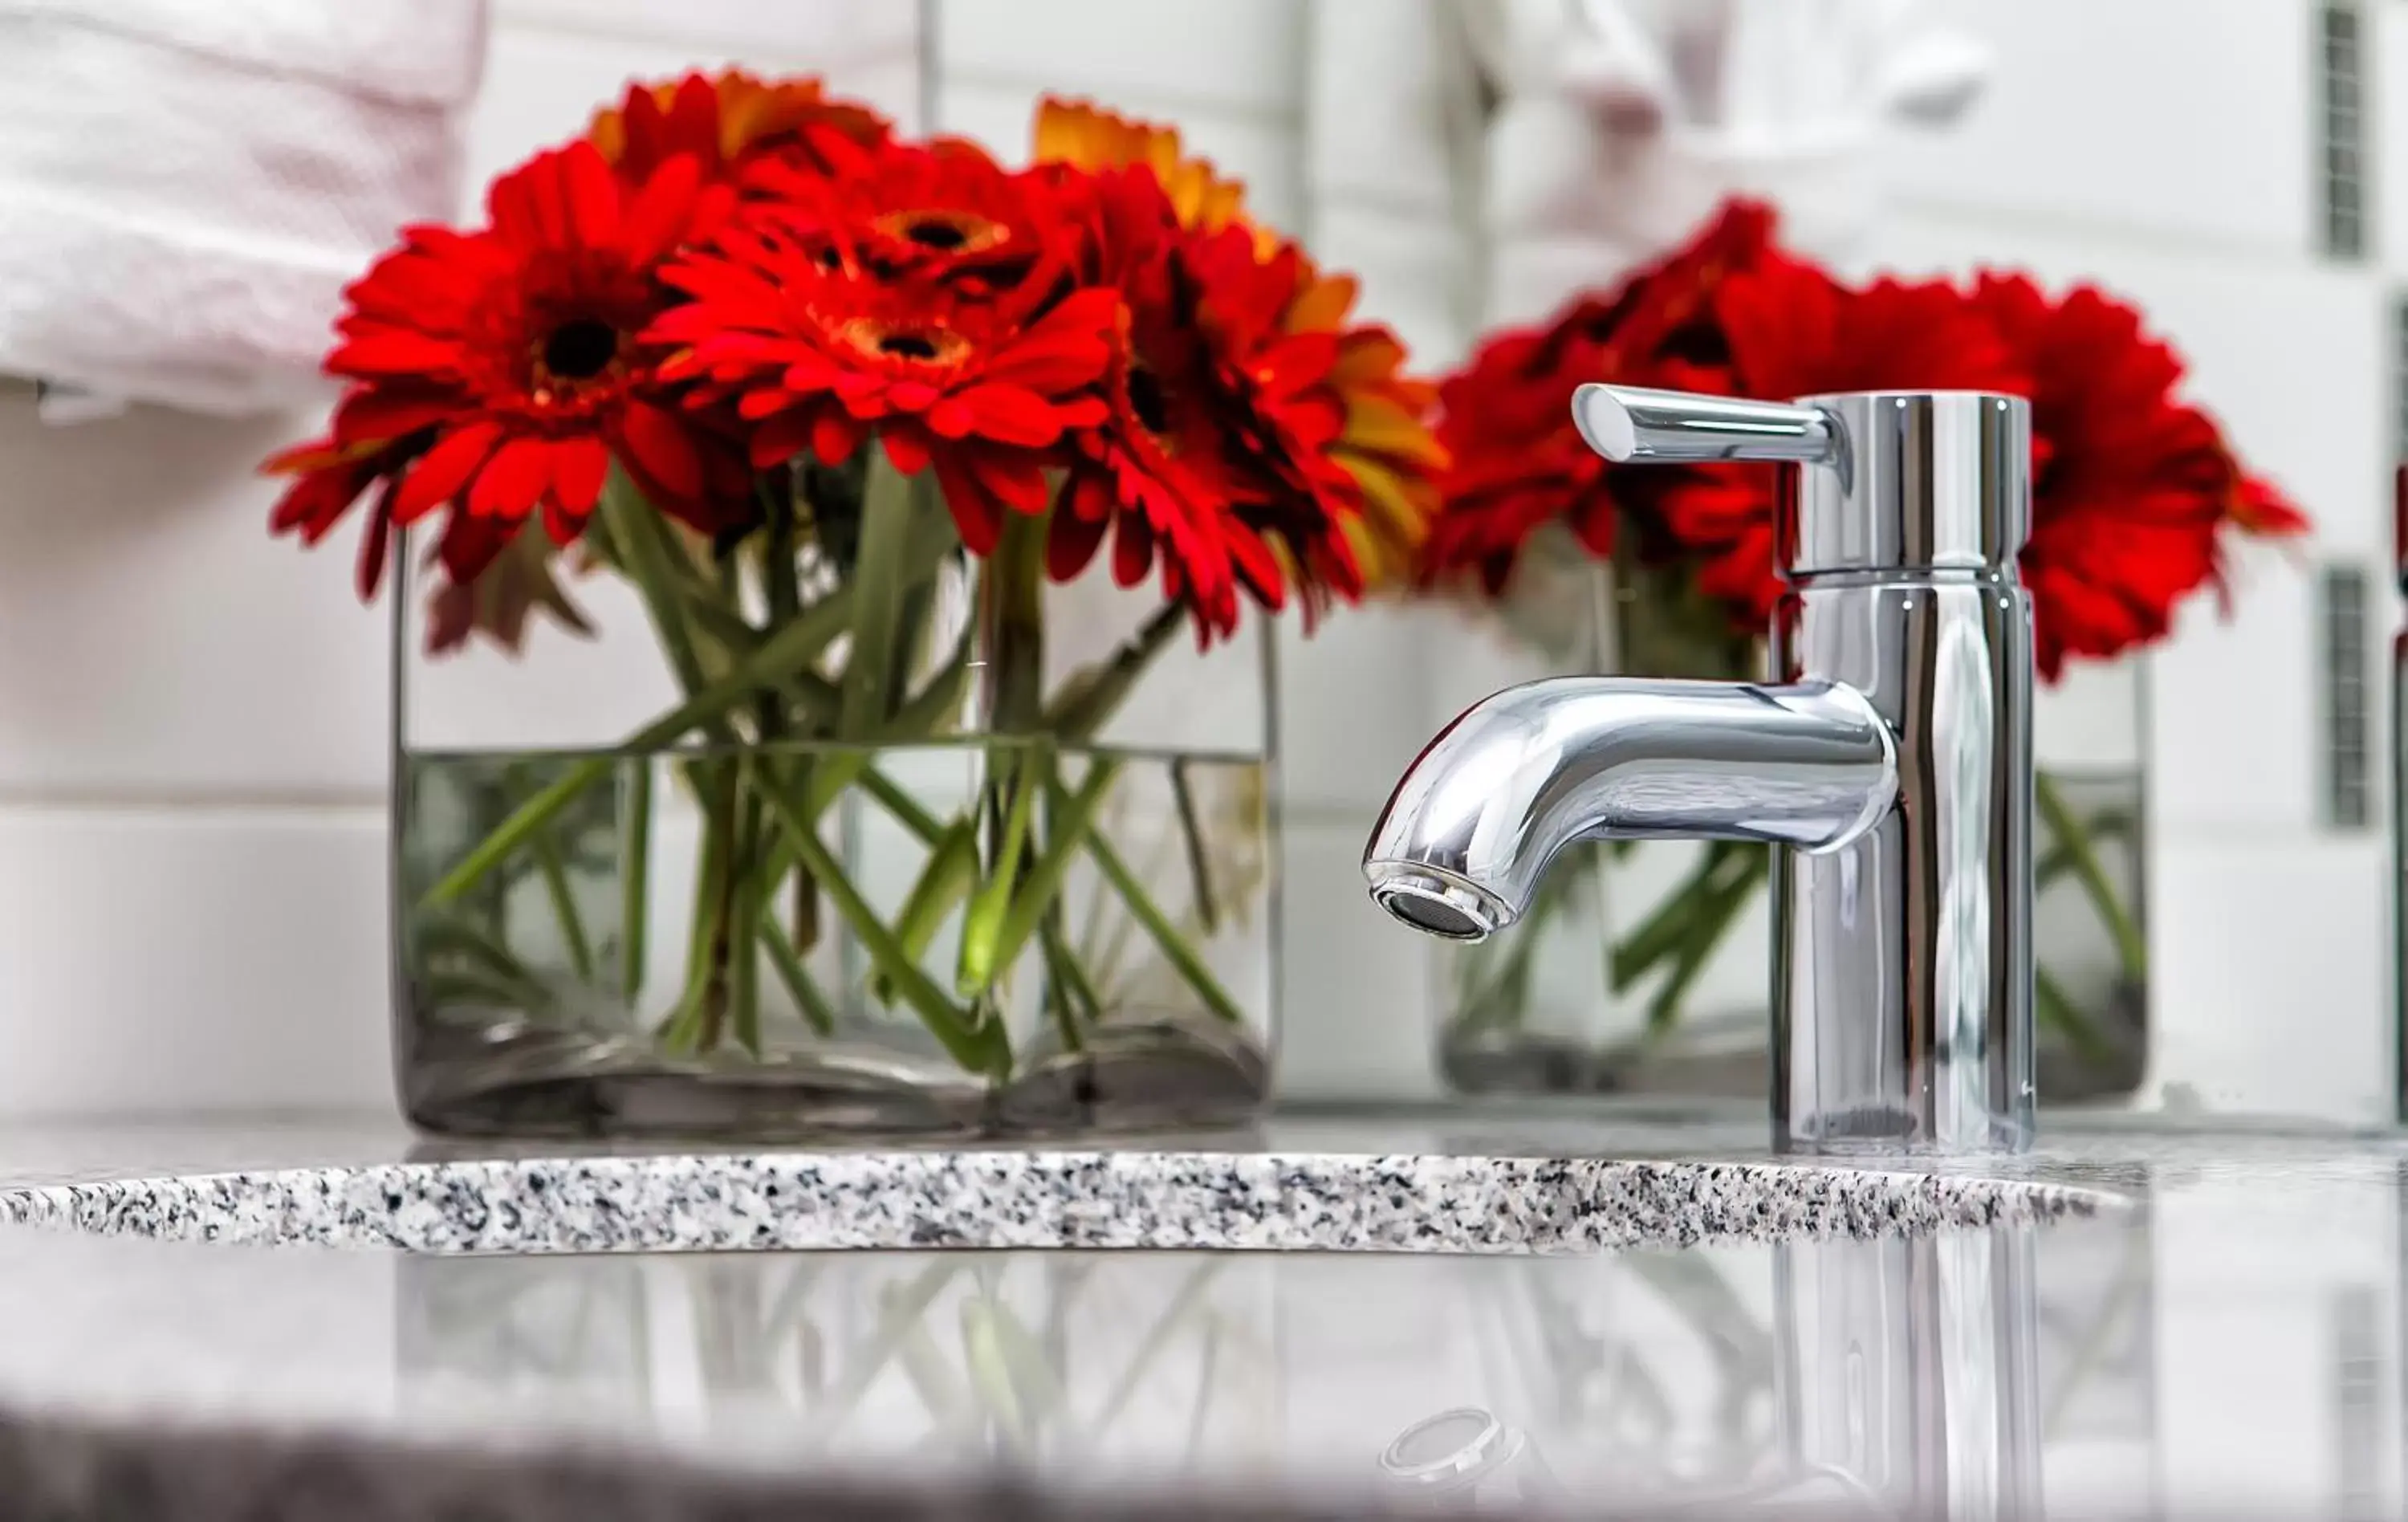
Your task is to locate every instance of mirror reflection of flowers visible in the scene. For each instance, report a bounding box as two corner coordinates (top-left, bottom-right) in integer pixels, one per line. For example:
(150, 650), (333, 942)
(258, 71), (1443, 1104)
(1423, 199), (2305, 1062)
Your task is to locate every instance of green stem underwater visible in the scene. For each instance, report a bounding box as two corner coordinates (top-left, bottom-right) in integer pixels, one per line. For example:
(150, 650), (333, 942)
(2035, 768), (2147, 979)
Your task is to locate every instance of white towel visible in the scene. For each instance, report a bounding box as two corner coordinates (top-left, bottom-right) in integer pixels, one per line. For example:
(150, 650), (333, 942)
(0, 0), (487, 418)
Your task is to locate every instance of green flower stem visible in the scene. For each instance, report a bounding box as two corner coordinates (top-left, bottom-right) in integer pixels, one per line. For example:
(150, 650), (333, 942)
(981, 755), (1121, 999)
(1645, 848), (1763, 1036)
(414, 911), (553, 1010)
(750, 771), (1005, 1076)
(604, 474), (720, 707)
(873, 820), (979, 1006)
(620, 762), (652, 1002)
(759, 907), (837, 1036)
(764, 470), (823, 958)
(728, 760), (765, 1055)
(2036, 768), (2147, 980)
(860, 766), (946, 846)
(656, 778), (730, 1056)
(956, 752), (1043, 996)
(1062, 775), (1246, 1028)
(1039, 910), (1099, 1052)
(421, 968), (553, 1011)
(1168, 759), (1218, 935)
(1612, 840), (1757, 991)
(1038, 930), (1089, 1053)
(978, 510), (1050, 734)
(840, 454), (919, 739)
(529, 823), (596, 983)
(1042, 604), (1184, 739)
(2036, 960), (2114, 1066)
(418, 492), (962, 913)
(417, 591), (860, 910)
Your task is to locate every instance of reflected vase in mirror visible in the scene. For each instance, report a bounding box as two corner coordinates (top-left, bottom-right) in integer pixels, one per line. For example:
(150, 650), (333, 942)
(1423, 539), (2150, 1106)
(1411, 197), (2304, 1114)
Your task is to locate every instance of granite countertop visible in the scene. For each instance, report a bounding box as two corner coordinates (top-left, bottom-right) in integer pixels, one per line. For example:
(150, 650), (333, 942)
(0, 1109), (2398, 1520)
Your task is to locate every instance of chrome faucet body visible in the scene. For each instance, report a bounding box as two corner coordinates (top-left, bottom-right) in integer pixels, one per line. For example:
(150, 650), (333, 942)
(1366, 385), (2036, 1154)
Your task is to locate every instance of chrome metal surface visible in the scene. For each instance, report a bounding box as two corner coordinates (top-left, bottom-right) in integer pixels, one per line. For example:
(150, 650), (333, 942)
(1364, 679), (1897, 938)
(1572, 382), (1836, 466)
(1776, 1227), (2045, 1520)
(1789, 391), (2028, 576)
(1368, 385), (2037, 1155)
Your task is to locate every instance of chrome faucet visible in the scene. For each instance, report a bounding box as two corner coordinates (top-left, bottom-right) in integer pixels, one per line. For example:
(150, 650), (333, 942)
(1366, 385), (2036, 1154)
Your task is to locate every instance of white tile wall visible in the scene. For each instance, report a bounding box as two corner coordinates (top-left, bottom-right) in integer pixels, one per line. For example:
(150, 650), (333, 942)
(1886, 0), (2316, 258)
(0, 1), (933, 1119)
(0, 0), (2390, 1121)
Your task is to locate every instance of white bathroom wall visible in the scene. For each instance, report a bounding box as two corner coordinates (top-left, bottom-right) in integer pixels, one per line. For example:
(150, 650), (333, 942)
(0, 0), (2387, 1121)
(0, 2), (921, 1115)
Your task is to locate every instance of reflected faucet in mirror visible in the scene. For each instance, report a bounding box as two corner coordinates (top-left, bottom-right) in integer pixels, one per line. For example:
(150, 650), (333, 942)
(1365, 384), (2037, 1154)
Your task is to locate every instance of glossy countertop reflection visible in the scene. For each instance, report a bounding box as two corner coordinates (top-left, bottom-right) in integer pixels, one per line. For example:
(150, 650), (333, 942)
(0, 1110), (2398, 1520)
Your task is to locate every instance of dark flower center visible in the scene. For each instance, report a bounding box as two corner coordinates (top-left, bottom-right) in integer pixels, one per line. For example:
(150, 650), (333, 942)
(1127, 364), (1172, 435)
(878, 210), (1007, 258)
(543, 319), (620, 381)
(836, 315), (972, 371)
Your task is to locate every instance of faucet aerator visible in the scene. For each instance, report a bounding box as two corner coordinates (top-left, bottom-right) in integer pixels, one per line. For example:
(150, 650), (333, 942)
(1367, 869), (1508, 942)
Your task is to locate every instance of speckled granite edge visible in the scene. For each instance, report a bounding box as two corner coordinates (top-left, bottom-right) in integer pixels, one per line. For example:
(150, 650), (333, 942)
(0, 1152), (2118, 1255)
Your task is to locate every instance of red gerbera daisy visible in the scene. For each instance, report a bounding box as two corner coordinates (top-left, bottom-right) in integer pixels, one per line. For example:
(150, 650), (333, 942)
(1047, 168), (1370, 642)
(1971, 272), (2300, 679)
(1422, 200), (1783, 594)
(740, 137), (1070, 296)
(1045, 174), (1263, 640)
(1649, 260), (2031, 626)
(588, 69), (889, 186)
(652, 214), (1117, 555)
(264, 140), (751, 630)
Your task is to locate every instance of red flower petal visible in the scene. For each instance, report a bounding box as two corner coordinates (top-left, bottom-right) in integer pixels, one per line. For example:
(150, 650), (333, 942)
(811, 411), (861, 466)
(881, 429), (932, 474)
(1047, 487), (1110, 580)
(622, 152), (705, 268)
(967, 447), (1050, 514)
(393, 422), (502, 524)
(933, 384), (1063, 446)
(332, 388), (454, 446)
(355, 474), (400, 600)
(563, 140), (624, 251)
(551, 437), (612, 517)
(470, 436), (551, 520)
(332, 331), (463, 379)
(934, 455), (1004, 555)
(1112, 509), (1154, 588)
(617, 399), (705, 503)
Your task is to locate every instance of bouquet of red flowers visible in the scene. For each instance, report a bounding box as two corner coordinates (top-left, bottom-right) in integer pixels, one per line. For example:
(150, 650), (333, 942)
(1423, 200), (2305, 1082)
(266, 73), (1442, 1132)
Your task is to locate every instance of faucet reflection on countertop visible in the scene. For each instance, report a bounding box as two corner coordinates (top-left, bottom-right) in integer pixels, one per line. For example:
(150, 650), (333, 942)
(1366, 385), (2038, 1156)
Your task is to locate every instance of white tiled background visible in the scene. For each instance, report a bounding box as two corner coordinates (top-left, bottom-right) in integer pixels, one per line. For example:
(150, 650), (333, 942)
(0, 0), (2393, 1121)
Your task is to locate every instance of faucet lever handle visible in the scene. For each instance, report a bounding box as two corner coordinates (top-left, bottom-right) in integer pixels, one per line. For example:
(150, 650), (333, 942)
(1572, 384), (1837, 466)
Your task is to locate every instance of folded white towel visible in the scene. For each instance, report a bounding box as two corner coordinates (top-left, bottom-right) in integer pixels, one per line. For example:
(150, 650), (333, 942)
(0, 0), (487, 418)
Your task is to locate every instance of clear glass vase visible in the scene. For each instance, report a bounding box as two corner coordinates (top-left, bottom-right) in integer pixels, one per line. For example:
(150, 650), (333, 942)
(1426, 531), (2147, 1106)
(390, 461), (1276, 1139)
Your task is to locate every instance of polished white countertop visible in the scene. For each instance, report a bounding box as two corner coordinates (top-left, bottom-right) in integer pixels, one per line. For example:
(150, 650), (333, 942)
(0, 1109), (2398, 1519)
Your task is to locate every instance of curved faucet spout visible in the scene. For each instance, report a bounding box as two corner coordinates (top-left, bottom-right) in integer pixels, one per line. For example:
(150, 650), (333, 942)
(1362, 677), (1897, 942)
